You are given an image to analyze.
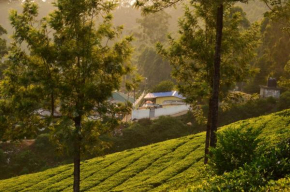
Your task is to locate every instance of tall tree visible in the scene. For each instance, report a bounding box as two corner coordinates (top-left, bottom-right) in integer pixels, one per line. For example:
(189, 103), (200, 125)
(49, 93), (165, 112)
(136, 0), (258, 163)
(151, 80), (174, 92)
(134, 11), (173, 89)
(261, 0), (290, 90)
(137, 47), (173, 88)
(0, 25), (7, 79)
(262, 0), (290, 35)
(136, 10), (170, 44)
(244, 0), (290, 93)
(280, 60), (290, 89)
(0, 25), (10, 141)
(1, 0), (133, 191)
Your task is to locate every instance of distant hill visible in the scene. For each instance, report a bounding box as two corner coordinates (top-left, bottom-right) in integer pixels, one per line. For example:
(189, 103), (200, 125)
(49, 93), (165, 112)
(1, 109), (290, 191)
(237, 0), (269, 23)
(0, 0), (268, 46)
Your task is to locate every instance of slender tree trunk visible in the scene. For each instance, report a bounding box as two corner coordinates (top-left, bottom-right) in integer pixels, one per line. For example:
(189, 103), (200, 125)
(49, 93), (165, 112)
(73, 115), (81, 192)
(210, 3), (223, 148)
(204, 97), (212, 164)
(204, 98), (212, 164)
(51, 92), (54, 117)
(134, 89), (136, 103)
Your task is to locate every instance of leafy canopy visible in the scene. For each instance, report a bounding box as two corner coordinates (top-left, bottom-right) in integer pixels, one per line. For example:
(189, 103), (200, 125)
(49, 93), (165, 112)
(1, 0), (133, 155)
(134, 10), (173, 89)
(157, 2), (260, 105)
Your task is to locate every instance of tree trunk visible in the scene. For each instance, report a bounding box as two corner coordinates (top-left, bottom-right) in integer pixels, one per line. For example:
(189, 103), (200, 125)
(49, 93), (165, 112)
(210, 3), (223, 148)
(51, 92), (54, 117)
(204, 97), (212, 164)
(134, 89), (136, 103)
(73, 116), (81, 192)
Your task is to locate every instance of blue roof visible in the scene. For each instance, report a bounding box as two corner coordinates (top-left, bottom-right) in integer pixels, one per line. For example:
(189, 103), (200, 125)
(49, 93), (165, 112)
(144, 91), (185, 99)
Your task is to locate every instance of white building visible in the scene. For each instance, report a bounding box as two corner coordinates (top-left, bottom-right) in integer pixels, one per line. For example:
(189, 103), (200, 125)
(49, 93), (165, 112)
(260, 77), (281, 99)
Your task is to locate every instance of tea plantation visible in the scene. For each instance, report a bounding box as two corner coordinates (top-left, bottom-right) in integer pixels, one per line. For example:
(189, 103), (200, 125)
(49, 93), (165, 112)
(1, 110), (290, 191)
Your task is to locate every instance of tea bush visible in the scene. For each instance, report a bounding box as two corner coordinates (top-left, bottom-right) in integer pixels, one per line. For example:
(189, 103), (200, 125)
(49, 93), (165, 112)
(1, 110), (290, 191)
(193, 137), (290, 192)
(209, 126), (262, 174)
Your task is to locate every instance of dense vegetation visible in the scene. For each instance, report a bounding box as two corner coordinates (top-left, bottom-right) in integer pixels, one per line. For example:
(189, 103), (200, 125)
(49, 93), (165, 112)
(245, 17), (290, 93)
(2, 94), (290, 180)
(1, 0), (290, 191)
(183, 112), (290, 191)
(0, 109), (290, 191)
(236, 1), (268, 23)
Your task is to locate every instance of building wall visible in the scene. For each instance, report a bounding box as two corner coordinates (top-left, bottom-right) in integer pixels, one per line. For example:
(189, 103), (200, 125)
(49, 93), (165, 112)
(131, 105), (190, 120)
(260, 88), (280, 98)
(132, 109), (150, 120)
(156, 96), (183, 105)
(154, 105), (190, 117)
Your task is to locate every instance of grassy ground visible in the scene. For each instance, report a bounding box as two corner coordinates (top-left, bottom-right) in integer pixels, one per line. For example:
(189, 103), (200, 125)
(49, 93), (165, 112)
(1, 109), (290, 192)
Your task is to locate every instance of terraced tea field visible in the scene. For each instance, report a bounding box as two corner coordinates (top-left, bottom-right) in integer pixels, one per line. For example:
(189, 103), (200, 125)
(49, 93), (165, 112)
(1, 109), (290, 191)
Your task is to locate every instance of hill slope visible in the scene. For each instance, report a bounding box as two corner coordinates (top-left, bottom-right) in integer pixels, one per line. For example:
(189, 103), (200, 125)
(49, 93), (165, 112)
(1, 110), (290, 191)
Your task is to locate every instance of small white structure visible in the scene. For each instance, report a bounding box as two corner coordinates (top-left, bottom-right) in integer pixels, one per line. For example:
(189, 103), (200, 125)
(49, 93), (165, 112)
(260, 77), (281, 99)
(132, 105), (190, 120)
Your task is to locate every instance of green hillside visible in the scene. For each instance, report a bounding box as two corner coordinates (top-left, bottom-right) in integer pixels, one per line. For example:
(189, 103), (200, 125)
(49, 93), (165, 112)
(1, 110), (290, 191)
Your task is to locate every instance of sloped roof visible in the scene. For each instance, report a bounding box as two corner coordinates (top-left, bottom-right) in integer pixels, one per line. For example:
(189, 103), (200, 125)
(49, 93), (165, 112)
(111, 92), (135, 103)
(144, 91), (185, 99)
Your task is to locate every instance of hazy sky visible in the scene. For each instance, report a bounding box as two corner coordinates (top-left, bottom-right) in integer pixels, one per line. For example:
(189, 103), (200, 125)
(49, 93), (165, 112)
(0, 0), (55, 41)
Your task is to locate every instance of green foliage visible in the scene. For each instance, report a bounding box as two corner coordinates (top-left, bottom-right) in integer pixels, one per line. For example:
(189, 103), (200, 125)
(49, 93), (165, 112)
(0, 144), (46, 180)
(108, 96), (285, 154)
(1, 0), (133, 154)
(228, 6), (250, 28)
(263, 0), (290, 34)
(236, 1), (268, 23)
(157, 3), (260, 104)
(220, 91), (259, 111)
(151, 80), (175, 93)
(0, 25), (7, 59)
(135, 11), (170, 44)
(0, 132), (205, 191)
(209, 126), (262, 174)
(0, 25), (10, 141)
(1, 96), (285, 180)
(1, 109), (290, 191)
(277, 91), (290, 110)
(245, 3), (290, 93)
(218, 97), (277, 126)
(256, 137), (290, 180)
(109, 96), (288, 155)
(137, 47), (172, 89)
(279, 60), (290, 90)
(0, 1), (134, 189)
(192, 136), (290, 192)
(15, 150), (45, 174)
(191, 164), (267, 192)
(134, 10), (173, 90)
(0, 149), (6, 175)
(261, 176), (290, 191)
(107, 116), (194, 153)
(33, 133), (61, 159)
(149, 116), (190, 141)
(34, 134), (52, 152)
